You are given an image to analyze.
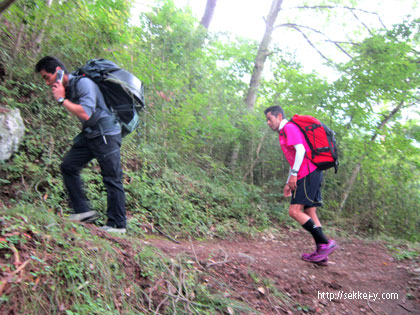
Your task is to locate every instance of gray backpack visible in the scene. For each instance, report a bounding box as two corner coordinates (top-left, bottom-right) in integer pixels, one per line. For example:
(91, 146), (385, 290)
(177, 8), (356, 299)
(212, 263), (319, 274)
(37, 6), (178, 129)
(72, 59), (145, 136)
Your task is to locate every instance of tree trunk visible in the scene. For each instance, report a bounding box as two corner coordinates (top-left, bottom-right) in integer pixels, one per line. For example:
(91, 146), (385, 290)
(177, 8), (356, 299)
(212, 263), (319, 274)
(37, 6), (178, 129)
(0, 0), (16, 16)
(338, 101), (405, 213)
(243, 132), (267, 182)
(200, 0), (217, 29)
(338, 162), (361, 213)
(11, 3), (26, 61)
(245, 0), (283, 111)
(234, 0), (282, 170)
(32, 0), (53, 59)
(229, 141), (240, 170)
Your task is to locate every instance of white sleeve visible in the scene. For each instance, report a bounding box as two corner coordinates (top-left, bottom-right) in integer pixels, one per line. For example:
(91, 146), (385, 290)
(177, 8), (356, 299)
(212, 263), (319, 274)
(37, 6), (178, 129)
(292, 144), (305, 172)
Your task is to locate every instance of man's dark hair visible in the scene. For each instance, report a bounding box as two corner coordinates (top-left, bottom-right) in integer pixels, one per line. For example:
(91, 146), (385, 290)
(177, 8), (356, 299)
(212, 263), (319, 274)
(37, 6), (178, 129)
(264, 105), (286, 119)
(35, 56), (68, 74)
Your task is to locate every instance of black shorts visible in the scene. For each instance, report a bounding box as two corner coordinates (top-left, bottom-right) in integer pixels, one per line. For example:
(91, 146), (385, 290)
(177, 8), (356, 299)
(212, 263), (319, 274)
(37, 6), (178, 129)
(291, 169), (323, 208)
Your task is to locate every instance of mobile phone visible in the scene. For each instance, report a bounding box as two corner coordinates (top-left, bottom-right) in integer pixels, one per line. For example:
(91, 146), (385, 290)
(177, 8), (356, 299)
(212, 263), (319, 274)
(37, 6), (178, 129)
(56, 70), (64, 83)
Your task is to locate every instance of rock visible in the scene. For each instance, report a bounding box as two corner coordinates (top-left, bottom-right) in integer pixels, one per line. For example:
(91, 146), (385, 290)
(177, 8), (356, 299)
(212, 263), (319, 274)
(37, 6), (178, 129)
(0, 108), (25, 161)
(257, 287), (266, 295)
(238, 252), (256, 263)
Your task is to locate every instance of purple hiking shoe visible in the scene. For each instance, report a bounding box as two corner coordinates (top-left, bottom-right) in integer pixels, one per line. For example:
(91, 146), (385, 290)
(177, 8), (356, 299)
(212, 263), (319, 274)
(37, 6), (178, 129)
(302, 249), (328, 265)
(308, 240), (337, 262)
(301, 249), (317, 261)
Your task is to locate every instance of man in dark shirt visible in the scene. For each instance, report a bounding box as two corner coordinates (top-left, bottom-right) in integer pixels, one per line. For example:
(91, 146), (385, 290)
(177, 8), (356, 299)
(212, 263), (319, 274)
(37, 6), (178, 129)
(35, 56), (126, 234)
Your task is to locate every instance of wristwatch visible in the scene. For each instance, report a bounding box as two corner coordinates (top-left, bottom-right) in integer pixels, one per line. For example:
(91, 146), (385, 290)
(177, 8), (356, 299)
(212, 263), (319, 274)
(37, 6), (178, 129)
(291, 169), (299, 176)
(57, 97), (65, 104)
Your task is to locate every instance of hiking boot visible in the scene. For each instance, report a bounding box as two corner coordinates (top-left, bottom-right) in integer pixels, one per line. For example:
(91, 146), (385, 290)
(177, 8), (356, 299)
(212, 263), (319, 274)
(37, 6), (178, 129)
(302, 250), (328, 265)
(100, 226), (126, 234)
(308, 240), (337, 262)
(69, 210), (98, 222)
(301, 248), (317, 261)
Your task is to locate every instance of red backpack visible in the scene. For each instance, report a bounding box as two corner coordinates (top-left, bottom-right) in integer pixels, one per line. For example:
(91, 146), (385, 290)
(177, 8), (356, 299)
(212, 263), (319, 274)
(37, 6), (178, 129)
(288, 115), (338, 173)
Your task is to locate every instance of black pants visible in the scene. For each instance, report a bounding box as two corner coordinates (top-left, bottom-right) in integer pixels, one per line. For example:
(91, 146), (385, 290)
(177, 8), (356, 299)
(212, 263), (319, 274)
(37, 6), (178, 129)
(60, 134), (126, 228)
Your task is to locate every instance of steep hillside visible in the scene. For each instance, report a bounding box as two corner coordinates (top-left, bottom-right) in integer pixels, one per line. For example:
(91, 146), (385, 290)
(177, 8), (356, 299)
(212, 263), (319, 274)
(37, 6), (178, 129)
(1, 206), (419, 314)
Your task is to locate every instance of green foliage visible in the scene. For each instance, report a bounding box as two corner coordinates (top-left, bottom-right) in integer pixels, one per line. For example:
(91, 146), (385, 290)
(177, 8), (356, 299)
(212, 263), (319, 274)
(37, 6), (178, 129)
(0, 0), (419, 244)
(123, 140), (269, 238)
(0, 1), (419, 312)
(385, 243), (420, 261)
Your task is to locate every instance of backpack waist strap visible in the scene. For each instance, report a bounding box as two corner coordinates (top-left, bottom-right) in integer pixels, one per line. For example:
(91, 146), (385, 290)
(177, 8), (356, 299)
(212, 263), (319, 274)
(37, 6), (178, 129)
(82, 110), (118, 138)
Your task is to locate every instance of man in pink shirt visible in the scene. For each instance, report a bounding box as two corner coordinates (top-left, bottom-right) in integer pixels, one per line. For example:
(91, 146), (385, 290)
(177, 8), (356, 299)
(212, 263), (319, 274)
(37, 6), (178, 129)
(265, 106), (337, 264)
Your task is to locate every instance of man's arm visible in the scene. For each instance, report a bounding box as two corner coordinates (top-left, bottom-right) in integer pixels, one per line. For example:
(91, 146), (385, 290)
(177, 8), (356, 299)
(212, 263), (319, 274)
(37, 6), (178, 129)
(292, 143), (305, 173)
(61, 99), (90, 121)
(287, 143), (305, 191)
(52, 78), (95, 121)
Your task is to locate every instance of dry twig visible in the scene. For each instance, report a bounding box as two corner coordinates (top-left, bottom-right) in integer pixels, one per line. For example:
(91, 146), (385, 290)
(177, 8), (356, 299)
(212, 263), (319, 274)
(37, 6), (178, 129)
(367, 300), (379, 315)
(207, 248), (231, 267)
(189, 238), (204, 268)
(0, 259), (31, 295)
(154, 295), (168, 315)
(164, 293), (211, 309)
(265, 287), (282, 315)
(277, 23), (353, 60)
(154, 226), (181, 244)
(10, 244), (21, 266)
(289, 5), (387, 29)
(398, 303), (413, 313)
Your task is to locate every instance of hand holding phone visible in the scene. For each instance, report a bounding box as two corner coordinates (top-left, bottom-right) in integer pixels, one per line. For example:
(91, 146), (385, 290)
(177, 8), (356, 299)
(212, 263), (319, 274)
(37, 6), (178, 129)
(53, 70), (65, 102)
(56, 69), (64, 83)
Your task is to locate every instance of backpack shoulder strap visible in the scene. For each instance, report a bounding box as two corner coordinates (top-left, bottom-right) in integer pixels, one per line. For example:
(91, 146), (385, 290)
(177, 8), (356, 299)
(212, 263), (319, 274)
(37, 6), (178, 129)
(67, 75), (83, 101)
(279, 121), (293, 138)
(69, 74), (111, 112)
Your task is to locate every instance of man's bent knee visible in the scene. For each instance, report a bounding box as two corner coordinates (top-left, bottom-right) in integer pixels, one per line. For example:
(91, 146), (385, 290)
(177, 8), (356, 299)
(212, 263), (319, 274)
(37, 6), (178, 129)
(289, 206), (301, 219)
(60, 160), (80, 175)
(304, 207), (316, 215)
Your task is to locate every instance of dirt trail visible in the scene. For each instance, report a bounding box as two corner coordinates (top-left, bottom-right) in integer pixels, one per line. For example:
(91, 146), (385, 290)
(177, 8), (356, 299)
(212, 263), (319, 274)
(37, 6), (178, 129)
(146, 229), (420, 314)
